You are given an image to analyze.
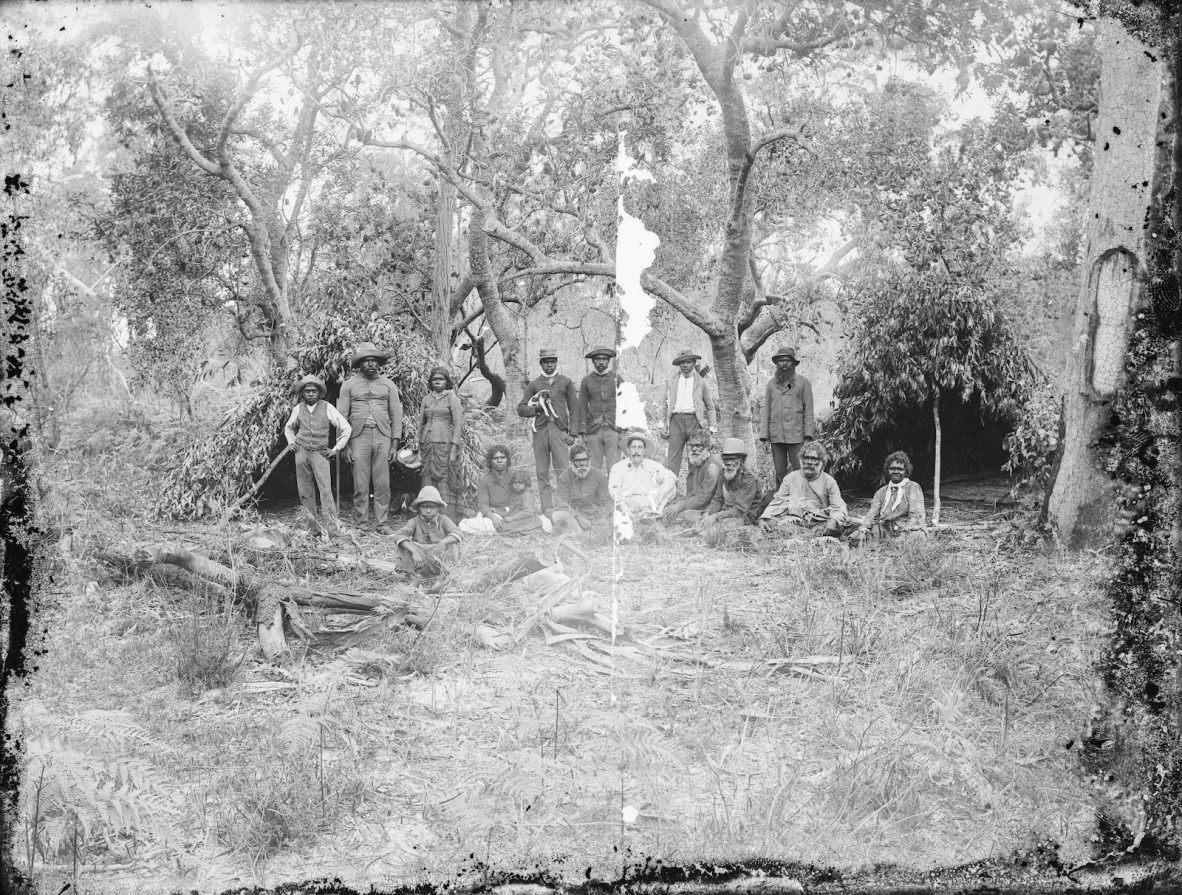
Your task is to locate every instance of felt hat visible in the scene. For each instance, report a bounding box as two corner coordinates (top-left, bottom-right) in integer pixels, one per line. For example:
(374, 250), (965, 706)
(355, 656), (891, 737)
(771, 345), (799, 362)
(585, 345), (618, 359)
(396, 448), (422, 470)
(672, 349), (701, 365)
(411, 485), (447, 508)
(720, 438), (748, 458)
(622, 429), (657, 455)
(538, 347), (559, 361)
(295, 374), (327, 398)
(351, 342), (389, 366)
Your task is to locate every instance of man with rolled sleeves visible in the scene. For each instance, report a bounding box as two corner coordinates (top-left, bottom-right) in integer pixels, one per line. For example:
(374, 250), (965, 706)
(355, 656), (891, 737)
(337, 342), (403, 533)
(659, 348), (717, 476)
(518, 347), (579, 514)
(577, 345), (621, 473)
(284, 374), (352, 531)
(758, 345), (815, 490)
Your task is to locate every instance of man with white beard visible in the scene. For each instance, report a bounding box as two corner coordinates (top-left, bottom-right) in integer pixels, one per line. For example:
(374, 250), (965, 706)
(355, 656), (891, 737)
(552, 443), (613, 536)
(662, 430), (723, 525)
(609, 430), (677, 519)
(759, 441), (853, 538)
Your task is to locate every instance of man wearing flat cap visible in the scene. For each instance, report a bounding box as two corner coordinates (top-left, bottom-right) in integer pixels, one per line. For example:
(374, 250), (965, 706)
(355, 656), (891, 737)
(659, 348), (717, 477)
(758, 345), (815, 490)
(337, 342), (403, 533)
(577, 345), (622, 473)
(284, 374), (352, 530)
(518, 348), (579, 514)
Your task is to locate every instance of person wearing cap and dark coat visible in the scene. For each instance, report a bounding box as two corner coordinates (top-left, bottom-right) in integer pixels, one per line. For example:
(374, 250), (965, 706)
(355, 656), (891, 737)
(659, 348), (717, 476)
(758, 345), (815, 490)
(518, 348), (579, 514)
(284, 374), (352, 529)
(337, 342), (403, 533)
(662, 430), (724, 525)
(577, 345), (622, 472)
(418, 366), (464, 518)
(392, 485), (463, 577)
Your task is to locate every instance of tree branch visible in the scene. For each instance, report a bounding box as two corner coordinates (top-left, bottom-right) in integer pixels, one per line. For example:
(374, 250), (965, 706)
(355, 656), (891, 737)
(215, 31), (302, 162)
(146, 69), (220, 176)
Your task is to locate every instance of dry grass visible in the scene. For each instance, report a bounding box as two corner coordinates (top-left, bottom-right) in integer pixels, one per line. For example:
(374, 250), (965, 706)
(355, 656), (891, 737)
(17, 436), (1117, 893)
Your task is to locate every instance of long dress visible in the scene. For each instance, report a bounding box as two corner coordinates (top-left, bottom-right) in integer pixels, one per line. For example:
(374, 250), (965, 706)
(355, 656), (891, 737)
(471, 471), (545, 534)
(418, 389), (464, 512)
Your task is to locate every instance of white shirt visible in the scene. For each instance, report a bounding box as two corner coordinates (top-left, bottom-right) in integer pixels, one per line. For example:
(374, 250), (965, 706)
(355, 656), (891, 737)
(284, 401), (352, 452)
(673, 374), (695, 413)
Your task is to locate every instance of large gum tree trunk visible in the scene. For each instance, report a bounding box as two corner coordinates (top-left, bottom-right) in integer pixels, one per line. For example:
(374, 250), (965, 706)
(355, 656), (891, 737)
(1046, 17), (1164, 549)
(709, 332), (755, 451)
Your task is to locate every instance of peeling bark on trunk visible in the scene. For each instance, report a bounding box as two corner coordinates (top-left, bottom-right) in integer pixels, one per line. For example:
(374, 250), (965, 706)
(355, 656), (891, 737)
(932, 393), (942, 526)
(470, 210), (525, 408)
(433, 173), (456, 359)
(1046, 18), (1164, 549)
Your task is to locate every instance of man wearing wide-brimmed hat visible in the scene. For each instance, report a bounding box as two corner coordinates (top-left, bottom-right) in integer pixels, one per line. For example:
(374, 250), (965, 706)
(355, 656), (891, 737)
(577, 345), (622, 472)
(609, 428), (677, 517)
(659, 348), (717, 476)
(337, 342), (403, 533)
(391, 485), (462, 577)
(517, 347), (579, 514)
(703, 437), (765, 527)
(758, 344), (815, 490)
(284, 374), (352, 530)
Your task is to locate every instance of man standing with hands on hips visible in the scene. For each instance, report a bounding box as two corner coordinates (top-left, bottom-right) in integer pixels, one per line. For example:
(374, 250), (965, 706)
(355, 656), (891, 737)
(660, 348), (717, 477)
(337, 342), (403, 534)
(518, 347), (579, 515)
(758, 345), (815, 490)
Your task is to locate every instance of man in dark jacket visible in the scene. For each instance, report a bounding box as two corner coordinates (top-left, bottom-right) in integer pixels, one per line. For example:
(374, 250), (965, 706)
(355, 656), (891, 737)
(517, 347), (579, 514)
(694, 437), (765, 531)
(758, 345), (815, 489)
(577, 345), (621, 472)
(337, 342), (403, 533)
(663, 430), (724, 525)
(552, 443), (613, 535)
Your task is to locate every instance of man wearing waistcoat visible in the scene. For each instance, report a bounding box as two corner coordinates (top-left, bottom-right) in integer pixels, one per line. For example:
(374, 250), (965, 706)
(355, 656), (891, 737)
(577, 345), (621, 473)
(758, 344), (815, 490)
(518, 347), (579, 515)
(337, 342), (403, 533)
(659, 348), (717, 476)
(284, 374), (352, 530)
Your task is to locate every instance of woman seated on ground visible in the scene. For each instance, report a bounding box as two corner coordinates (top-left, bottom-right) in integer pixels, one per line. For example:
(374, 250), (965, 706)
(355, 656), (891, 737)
(462, 444), (550, 534)
(418, 366), (464, 519)
(851, 450), (927, 544)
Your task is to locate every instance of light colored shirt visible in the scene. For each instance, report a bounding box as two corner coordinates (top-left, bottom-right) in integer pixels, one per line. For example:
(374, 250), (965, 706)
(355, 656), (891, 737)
(284, 401), (352, 451)
(760, 470), (847, 523)
(673, 375), (696, 413)
(609, 457), (677, 509)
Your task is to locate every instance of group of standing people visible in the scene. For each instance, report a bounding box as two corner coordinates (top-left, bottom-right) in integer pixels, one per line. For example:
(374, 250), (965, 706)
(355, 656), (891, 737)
(283, 339), (926, 576)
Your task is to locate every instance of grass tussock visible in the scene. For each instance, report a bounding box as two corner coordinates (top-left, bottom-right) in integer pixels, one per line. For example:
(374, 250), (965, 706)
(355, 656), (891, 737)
(23, 435), (1118, 891)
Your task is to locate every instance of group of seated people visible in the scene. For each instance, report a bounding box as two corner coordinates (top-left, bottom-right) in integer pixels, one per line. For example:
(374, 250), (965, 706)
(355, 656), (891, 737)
(387, 430), (927, 576)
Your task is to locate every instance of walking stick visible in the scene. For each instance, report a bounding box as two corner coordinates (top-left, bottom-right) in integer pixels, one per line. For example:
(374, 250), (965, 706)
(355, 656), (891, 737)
(335, 447), (341, 518)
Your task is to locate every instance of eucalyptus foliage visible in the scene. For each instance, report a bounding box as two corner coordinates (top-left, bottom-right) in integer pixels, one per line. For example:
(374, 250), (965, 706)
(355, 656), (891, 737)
(825, 264), (1039, 486)
(156, 317), (483, 519)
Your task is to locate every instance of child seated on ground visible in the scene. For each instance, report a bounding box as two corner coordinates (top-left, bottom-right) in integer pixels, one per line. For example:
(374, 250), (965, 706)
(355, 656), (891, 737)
(392, 486), (462, 578)
(460, 469), (552, 534)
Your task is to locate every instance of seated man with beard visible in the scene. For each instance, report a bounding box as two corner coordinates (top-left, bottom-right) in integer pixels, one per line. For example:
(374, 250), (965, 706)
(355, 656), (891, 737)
(609, 430), (677, 519)
(695, 438), (765, 530)
(552, 443), (613, 535)
(662, 430), (724, 525)
(759, 441), (854, 538)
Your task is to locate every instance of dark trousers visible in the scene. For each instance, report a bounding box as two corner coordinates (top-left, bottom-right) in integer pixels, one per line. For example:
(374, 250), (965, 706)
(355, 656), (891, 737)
(770, 441), (804, 489)
(665, 413), (702, 475)
(532, 425), (571, 513)
(350, 427), (392, 525)
(295, 446), (337, 518)
(585, 428), (620, 473)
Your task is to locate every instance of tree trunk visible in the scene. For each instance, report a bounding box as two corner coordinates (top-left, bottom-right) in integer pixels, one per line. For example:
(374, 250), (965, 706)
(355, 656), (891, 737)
(470, 210), (525, 407)
(1046, 18), (1164, 549)
(709, 332), (754, 450)
(433, 173), (456, 359)
(932, 392), (942, 527)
